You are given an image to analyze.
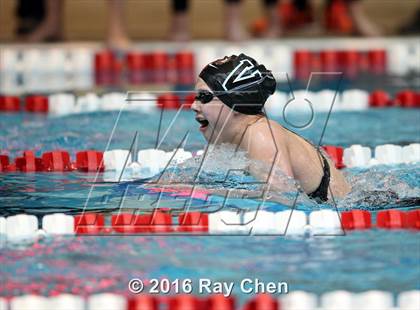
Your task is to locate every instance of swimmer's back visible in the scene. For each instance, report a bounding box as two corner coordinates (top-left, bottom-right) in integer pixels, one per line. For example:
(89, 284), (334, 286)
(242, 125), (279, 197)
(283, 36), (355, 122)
(250, 120), (351, 198)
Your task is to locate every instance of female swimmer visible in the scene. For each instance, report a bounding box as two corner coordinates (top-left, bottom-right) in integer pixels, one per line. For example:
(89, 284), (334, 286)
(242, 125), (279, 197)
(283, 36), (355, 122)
(191, 53), (350, 202)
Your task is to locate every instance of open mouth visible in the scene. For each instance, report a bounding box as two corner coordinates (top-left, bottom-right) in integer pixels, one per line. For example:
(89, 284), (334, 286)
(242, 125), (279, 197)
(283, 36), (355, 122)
(195, 116), (209, 131)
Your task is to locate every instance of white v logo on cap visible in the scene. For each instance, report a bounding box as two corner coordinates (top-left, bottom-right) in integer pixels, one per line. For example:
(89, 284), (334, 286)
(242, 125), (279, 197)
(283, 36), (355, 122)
(222, 59), (263, 91)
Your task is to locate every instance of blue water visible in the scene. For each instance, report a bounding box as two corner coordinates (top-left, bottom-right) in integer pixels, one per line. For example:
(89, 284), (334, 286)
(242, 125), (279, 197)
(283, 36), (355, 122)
(0, 108), (419, 301)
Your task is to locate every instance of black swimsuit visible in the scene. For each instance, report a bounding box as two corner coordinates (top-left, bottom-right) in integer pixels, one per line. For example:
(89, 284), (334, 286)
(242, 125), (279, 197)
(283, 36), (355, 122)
(283, 127), (331, 202)
(307, 152), (330, 202)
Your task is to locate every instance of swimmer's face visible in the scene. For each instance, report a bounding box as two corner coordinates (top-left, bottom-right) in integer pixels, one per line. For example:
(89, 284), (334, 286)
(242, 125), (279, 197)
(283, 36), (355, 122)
(191, 78), (233, 143)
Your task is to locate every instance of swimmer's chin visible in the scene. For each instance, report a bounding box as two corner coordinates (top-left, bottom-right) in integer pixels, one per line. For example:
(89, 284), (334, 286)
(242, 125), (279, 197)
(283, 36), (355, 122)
(199, 124), (208, 133)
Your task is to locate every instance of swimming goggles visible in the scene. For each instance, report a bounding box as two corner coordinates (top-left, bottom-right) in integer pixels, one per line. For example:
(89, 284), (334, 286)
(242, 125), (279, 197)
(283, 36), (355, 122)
(194, 90), (215, 104)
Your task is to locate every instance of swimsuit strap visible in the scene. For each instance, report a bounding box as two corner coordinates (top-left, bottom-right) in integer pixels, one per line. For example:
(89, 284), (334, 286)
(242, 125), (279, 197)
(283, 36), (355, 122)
(307, 154), (330, 202)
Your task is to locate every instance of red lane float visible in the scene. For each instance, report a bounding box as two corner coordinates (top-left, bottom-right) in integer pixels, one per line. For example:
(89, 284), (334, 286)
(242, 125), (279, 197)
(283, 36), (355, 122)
(169, 295), (205, 310)
(0, 155), (16, 172)
(129, 294), (159, 310)
(369, 90), (391, 108)
(244, 294), (278, 310)
(176, 51), (195, 86)
(206, 294), (235, 310)
(111, 211), (172, 233)
(76, 150), (104, 172)
(322, 146), (345, 169)
(94, 50), (121, 86)
(320, 50), (339, 74)
(124, 51), (195, 86)
(157, 93), (181, 109)
(42, 150), (73, 172)
(406, 210), (420, 229)
(341, 210), (371, 230)
(340, 50), (359, 78)
(126, 52), (148, 84)
(294, 50), (312, 81)
(294, 49), (388, 80)
(15, 151), (44, 172)
(74, 213), (105, 234)
(25, 95), (49, 113)
(148, 52), (169, 84)
(376, 210), (408, 229)
(368, 49), (386, 75)
(0, 150), (104, 173)
(395, 90), (419, 108)
(377, 209), (420, 229)
(0, 96), (20, 112)
(178, 212), (209, 232)
(0, 155), (10, 172)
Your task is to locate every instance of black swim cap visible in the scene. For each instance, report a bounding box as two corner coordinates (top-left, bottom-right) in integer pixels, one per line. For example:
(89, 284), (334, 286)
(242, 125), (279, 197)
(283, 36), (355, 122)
(199, 53), (276, 115)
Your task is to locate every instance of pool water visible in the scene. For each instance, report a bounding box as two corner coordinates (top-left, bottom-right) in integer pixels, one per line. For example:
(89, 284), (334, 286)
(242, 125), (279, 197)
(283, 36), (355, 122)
(0, 106), (419, 302)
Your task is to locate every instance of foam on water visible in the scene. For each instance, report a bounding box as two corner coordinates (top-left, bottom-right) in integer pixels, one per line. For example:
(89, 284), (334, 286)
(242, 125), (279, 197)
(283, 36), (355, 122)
(153, 144), (312, 209)
(338, 164), (420, 210)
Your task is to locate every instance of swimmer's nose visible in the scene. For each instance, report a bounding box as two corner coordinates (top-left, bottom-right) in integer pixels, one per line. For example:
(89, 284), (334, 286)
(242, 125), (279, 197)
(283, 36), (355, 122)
(191, 99), (200, 112)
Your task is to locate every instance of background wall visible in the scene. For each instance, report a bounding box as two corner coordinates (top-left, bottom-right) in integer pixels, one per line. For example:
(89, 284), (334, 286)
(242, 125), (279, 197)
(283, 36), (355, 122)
(0, 0), (418, 42)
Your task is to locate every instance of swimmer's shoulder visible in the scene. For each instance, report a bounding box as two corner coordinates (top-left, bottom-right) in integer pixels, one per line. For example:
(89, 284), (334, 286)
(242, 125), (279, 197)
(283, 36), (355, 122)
(248, 119), (290, 150)
(253, 118), (286, 134)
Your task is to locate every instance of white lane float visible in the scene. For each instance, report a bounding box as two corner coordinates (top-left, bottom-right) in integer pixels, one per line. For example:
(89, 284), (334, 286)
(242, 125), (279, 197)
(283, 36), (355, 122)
(275, 210), (307, 235)
(281, 291), (318, 310)
(374, 144), (403, 165)
(69, 48), (94, 90)
(10, 295), (50, 310)
(387, 44), (410, 76)
(49, 294), (85, 310)
(209, 211), (246, 234)
(243, 210), (278, 234)
(0, 48), (23, 95)
(43, 48), (68, 92)
(355, 290), (394, 310)
(285, 90), (314, 113)
(308, 210), (343, 234)
(0, 298), (7, 310)
(398, 290), (420, 310)
(340, 89), (369, 111)
(402, 143), (420, 164)
(6, 214), (38, 243)
(103, 150), (132, 171)
(320, 290), (354, 310)
(126, 92), (158, 113)
(101, 92), (126, 111)
(102, 148), (194, 180)
(48, 93), (76, 116)
(75, 93), (101, 113)
(42, 213), (75, 235)
(312, 90), (341, 112)
(343, 145), (372, 168)
(87, 293), (127, 310)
